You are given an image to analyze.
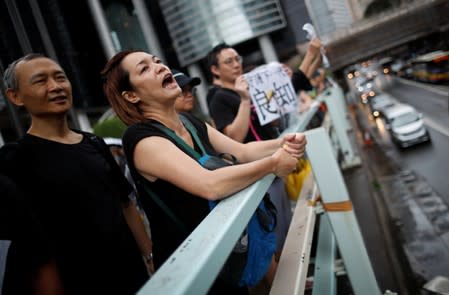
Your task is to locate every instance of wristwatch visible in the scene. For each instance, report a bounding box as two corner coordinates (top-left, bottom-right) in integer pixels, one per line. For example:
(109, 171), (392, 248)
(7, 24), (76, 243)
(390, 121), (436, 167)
(144, 252), (153, 263)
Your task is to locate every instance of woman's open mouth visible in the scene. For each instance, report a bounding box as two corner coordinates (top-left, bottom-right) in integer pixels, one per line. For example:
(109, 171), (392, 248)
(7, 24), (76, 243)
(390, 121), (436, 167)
(162, 73), (177, 89)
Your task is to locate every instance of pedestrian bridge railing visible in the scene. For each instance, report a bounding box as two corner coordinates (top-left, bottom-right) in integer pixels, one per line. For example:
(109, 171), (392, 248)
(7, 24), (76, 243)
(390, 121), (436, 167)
(137, 85), (389, 295)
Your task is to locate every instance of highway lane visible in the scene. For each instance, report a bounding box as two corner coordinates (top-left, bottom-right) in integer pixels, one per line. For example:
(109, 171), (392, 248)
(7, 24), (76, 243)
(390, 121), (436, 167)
(377, 76), (449, 205)
(346, 73), (449, 292)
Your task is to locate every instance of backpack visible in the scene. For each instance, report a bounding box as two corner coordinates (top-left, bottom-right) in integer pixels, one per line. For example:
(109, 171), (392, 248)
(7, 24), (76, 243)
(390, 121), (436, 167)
(145, 114), (277, 287)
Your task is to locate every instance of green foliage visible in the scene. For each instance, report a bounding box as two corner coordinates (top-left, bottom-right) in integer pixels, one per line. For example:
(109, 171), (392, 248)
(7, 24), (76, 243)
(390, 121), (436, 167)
(92, 116), (127, 139)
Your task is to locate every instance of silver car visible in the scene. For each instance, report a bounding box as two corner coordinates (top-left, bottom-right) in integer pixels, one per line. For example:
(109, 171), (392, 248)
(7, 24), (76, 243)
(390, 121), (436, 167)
(384, 104), (430, 148)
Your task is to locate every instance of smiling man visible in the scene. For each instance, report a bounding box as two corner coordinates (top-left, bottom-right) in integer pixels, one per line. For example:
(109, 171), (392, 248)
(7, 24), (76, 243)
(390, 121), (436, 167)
(0, 54), (152, 294)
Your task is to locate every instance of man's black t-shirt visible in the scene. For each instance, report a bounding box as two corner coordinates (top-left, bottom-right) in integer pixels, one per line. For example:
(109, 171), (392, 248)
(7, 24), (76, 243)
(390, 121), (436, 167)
(0, 174), (51, 295)
(0, 132), (148, 294)
(208, 86), (279, 143)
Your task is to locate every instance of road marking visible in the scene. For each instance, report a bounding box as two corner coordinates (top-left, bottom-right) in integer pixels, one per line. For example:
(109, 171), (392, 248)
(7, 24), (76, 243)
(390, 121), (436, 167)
(395, 77), (449, 96)
(424, 117), (449, 137)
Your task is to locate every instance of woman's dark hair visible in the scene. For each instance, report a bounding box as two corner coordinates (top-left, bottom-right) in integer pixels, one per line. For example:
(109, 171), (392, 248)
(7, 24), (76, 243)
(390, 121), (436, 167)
(101, 50), (147, 126)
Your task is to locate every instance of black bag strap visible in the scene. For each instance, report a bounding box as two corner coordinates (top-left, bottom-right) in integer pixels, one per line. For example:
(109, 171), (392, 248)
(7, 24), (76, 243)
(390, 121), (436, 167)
(179, 115), (208, 156)
(139, 182), (188, 234)
(150, 114), (205, 160)
(178, 115), (238, 165)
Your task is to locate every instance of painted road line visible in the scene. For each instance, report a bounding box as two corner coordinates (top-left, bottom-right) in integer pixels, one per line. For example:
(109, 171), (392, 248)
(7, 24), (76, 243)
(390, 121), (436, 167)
(424, 117), (449, 138)
(395, 77), (449, 96)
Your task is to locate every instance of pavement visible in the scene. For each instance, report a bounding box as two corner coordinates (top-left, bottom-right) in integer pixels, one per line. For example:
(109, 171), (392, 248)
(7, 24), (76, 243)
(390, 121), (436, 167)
(339, 102), (449, 295)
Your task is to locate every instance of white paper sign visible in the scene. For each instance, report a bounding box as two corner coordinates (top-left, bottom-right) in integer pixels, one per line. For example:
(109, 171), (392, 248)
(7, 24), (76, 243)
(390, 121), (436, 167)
(243, 62), (297, 126)
(302, 23), (329, 68)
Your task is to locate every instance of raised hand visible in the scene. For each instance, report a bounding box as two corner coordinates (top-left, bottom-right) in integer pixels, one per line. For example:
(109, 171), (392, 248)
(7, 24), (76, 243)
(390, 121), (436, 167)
(234, 75), (250, 101)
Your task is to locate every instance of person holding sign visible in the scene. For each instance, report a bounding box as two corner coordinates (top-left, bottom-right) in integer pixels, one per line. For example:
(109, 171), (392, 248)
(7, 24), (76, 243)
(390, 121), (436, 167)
(205, 44), (295, 280)
(206, 43), (281, 142)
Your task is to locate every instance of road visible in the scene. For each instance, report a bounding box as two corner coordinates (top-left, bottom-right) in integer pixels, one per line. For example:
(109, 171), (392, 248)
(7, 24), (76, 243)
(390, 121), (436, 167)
(378, 76), (449, 205)
(349, 75), (449, 292)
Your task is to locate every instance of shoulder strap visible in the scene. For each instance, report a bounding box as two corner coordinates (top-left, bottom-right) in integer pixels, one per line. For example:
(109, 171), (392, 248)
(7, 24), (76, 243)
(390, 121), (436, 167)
(249, 119), (262, 141)
(149, 115), (205, 160)
(179, 115), (207, 155)
(168, 115), (238, 165)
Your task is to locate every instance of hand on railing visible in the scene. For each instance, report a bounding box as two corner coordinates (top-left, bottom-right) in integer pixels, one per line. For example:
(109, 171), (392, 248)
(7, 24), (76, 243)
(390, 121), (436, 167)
(271, 148), (298, 178)
(270, 133), (307, 178)
(281, 133), (307, 159)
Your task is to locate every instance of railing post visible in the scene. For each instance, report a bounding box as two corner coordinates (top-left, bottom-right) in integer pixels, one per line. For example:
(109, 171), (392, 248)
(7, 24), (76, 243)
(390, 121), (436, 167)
(322, 87), (361, 169)
(312, 213), (337, 295)
(269, 175), (317, 295)
(334, 85), (352, 131)
(327, 78), (351, 132)
(305, 128), (381, 295)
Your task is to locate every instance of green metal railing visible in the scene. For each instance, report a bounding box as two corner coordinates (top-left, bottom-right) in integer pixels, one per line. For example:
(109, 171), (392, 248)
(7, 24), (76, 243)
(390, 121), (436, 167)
(137, 84), (383, 295)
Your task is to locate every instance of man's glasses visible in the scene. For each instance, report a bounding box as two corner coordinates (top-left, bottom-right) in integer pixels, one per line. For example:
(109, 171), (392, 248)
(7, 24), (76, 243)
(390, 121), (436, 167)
(221, 55), (243, 66)
(182, 86), (197, 96)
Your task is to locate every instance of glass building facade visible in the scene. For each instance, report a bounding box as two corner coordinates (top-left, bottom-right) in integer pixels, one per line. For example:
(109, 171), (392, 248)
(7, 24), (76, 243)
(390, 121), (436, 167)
(159, 0), (286, 66)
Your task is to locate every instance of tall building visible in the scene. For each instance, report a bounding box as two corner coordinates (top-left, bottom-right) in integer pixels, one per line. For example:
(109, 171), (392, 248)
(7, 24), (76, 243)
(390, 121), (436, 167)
(305, 0), (354, 37)
(159, 0), (286, 67)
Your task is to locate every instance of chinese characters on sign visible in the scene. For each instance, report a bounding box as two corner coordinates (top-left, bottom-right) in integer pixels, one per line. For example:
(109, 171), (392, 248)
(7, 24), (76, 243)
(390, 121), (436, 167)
(244, 62), (298, 126)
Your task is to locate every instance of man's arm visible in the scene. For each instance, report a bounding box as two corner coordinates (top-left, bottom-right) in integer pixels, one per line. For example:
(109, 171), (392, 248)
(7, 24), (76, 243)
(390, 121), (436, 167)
(222, 99), (251, 142)
(33, 260), (64, 295)
(122, 200), (154, 274)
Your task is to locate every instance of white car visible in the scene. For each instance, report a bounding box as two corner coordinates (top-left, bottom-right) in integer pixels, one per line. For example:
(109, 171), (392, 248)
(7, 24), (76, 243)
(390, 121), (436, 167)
(383, 104), (430, 148)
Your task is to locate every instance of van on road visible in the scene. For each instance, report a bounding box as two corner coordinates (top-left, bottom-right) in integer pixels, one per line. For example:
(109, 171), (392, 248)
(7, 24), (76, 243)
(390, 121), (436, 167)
(383, 104), (430, 148)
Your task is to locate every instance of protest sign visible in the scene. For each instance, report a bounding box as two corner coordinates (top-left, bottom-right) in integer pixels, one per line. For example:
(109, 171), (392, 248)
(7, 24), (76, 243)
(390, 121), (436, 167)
(243, 62), (297, 126)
